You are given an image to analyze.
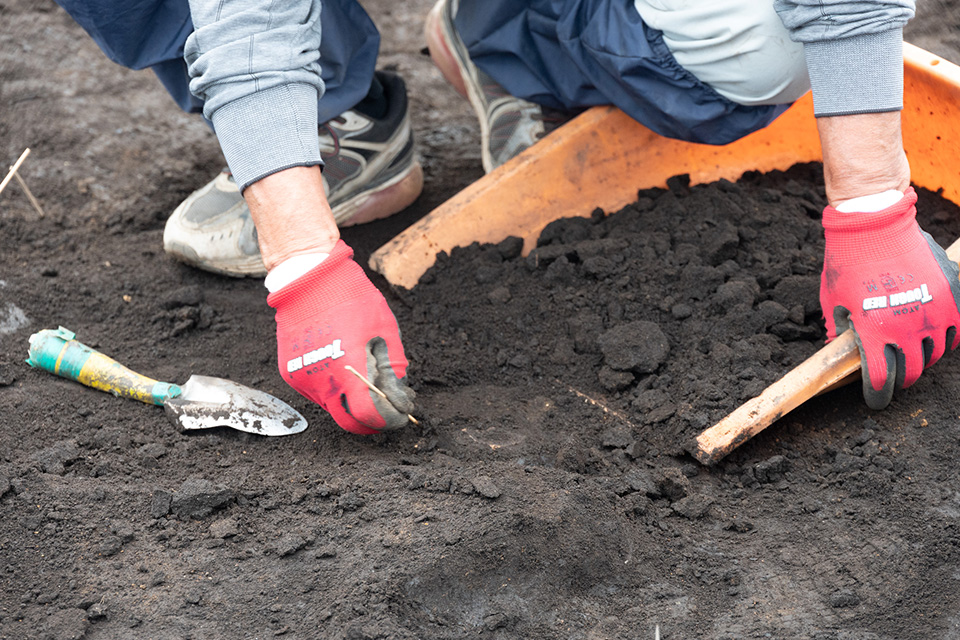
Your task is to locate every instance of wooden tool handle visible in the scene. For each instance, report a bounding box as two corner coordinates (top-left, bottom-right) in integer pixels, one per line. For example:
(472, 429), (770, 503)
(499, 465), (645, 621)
(694, 237), (960, 465)
(26, 327), (180, 406)
(694, 331), (860, 464)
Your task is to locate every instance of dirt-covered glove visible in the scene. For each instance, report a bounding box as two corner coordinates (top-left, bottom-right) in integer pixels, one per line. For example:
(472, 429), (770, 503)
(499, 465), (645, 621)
(820, 187), (960, 409)
(266, 240), (415, 434)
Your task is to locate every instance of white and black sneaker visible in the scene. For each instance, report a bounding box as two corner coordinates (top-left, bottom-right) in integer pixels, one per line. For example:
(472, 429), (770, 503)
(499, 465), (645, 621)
(163, 70), (423, 277)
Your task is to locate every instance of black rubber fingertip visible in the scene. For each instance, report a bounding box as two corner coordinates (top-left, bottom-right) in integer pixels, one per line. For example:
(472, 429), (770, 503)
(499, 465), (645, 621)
(861, 344), (898, 410)
(862, 375), (896, 410)
(891, 344), (906, 391)
(367, 336), (389, 359)
(832, 305), (853, 335)
(922, 336), (935, 367)
(948, 326), (958, 351)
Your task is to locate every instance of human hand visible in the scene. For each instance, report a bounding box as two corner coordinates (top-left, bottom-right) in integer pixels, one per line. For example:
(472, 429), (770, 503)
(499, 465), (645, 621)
(267, 240), (415, 434)
(820, 187), (960, 409)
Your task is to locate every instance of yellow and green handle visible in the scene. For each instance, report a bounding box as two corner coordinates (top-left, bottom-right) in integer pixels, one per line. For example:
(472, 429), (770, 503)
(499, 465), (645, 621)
(26, 327), (181, 406)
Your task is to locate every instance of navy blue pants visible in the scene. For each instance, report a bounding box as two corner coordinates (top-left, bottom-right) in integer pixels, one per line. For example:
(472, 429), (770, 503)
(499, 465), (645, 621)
(55, 0), (379, 124)
(455, 0), (787, 144)
(56, 0), (783, 144)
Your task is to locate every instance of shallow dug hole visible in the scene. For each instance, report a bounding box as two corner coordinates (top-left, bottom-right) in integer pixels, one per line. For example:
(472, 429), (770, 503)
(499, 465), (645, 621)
(6, 159), (960, 639)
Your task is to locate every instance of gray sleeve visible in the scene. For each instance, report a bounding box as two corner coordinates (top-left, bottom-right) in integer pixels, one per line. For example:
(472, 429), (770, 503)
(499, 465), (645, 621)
(184, 0), (325, 190)
(774, 0), (916, 117)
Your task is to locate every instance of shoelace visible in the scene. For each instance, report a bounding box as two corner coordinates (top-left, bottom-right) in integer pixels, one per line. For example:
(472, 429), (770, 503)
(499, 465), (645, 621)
(319, 120), (343, 159)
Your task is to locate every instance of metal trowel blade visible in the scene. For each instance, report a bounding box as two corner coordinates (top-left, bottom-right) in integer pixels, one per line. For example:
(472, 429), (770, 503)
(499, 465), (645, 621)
(163, 375), (308, 436)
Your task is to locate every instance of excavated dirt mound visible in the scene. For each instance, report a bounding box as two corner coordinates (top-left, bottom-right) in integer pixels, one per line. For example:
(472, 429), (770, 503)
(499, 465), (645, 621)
(4, 2), (960, 639)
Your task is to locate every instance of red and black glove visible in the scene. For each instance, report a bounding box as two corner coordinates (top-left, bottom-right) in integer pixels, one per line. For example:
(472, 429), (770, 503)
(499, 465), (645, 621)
(820, 187), (960, 409)
(267, 240), (415, 434)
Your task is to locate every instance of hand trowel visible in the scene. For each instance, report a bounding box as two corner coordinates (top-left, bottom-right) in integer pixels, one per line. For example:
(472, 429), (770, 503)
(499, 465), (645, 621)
(26, 327), (307, 436)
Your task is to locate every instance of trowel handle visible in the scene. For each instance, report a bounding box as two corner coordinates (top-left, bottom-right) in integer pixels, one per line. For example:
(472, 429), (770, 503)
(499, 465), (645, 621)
(26, 327), (181, 406)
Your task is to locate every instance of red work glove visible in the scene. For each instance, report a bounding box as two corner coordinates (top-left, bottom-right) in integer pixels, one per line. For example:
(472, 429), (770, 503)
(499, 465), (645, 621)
(267, 240), (415, 434)
(820, 187), (960, 409)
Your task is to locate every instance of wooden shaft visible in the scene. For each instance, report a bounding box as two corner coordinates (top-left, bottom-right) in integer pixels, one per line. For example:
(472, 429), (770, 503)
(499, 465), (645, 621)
(13, 171), (45, 217)
(694, 236), (960, 465)
(0, 148), (30, 196)
(693, 331), (860, 464)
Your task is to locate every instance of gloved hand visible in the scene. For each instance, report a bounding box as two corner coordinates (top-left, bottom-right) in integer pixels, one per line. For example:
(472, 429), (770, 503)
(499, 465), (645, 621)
(267, 240), (415, 434)
(820, 187), (960, 409)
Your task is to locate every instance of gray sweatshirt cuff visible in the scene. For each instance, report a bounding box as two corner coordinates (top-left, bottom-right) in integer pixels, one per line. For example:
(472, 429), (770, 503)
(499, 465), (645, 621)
(804, 29), (904, 118)
(210, 82), (322, 191)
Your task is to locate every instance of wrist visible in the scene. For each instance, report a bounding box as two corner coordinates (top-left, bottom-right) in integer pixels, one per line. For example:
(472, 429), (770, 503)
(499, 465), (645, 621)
(816, 111), (911, 208)
(265, 253), (330, 293)
(260, 232), (340, 271)
(834, 189), (903, 214)
(822, 187), (920, 266)
(267, 241), (381, 315)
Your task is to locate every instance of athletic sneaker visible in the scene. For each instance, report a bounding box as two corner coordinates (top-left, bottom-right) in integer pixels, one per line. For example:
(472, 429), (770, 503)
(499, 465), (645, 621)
(163, 70), (423, 278)
(425, 0), (564, 173)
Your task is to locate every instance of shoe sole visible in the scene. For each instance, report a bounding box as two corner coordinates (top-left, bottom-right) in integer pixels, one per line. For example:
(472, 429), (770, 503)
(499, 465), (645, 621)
(327, 107), (424, 227)
(425, 0), (468, 99)
(335, 159), (424, 227)
(164, 240), (267, 278)
(425, 0), (497, 173)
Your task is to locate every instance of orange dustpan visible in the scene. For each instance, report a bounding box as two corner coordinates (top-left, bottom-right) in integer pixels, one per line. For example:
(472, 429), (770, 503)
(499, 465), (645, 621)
(370, 43), (960, 463)
(370, 42), (960, 289)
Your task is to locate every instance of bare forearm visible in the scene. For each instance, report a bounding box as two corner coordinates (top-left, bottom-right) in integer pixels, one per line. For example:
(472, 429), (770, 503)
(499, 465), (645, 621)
(816, 111), (910, 207)
(242, 166), (340, 271)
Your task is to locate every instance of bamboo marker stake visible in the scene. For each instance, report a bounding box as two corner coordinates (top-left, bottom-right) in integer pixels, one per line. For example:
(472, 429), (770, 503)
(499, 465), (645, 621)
(0, 148), (31, 195)
(12, 171), (45, 218)
(344, 365), (419, 425)
(0, 148), (46, 217)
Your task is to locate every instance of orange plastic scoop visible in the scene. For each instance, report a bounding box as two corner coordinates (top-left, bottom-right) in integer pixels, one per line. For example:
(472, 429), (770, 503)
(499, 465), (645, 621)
(370, 43), (960, 290)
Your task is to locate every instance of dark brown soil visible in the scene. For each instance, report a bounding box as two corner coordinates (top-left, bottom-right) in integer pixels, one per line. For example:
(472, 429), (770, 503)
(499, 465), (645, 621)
(3, 2), (960, 639)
